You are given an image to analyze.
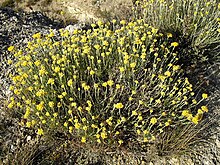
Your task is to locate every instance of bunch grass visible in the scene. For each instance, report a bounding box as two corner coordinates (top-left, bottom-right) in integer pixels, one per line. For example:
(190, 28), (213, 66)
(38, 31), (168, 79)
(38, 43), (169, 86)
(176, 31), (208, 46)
(133, 0), (220, 63)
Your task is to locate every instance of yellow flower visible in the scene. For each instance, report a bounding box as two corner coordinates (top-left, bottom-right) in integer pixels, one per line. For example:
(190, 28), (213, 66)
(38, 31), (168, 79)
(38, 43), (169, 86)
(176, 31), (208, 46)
(91, 124), (97, 128)
(132, 90), (136, 95)
(97, 20), (103, 26)
(26, 121), (31, 128)
(8, 102), (14, 108)
(132, 110), (138, 116)
(112, 19), (117, 23)
(36, 89), (45, 97)
(94, 83), (99, 88)
(102, 82), (108, 87)
(162, 112), (166, 116)
(37, 128), (44, 135)
(45, 112), (50, 117)
(58, 95), (64, 100)
(201, 106), (208, 112)
(90, 70), (95, 75)
(119, 67), (125, 72)
(158, 74), (166, 82)
(24, 107), (30, 119)
(62, 92), (67, 96)
(156, 99), (161, 104)
(139, 100), (143, 105)
(130, 62), (136, 68)
(167, 33), (172, 38)
(121, 117), (126, 122)
(192, 99), (197, 104)
(83, 126), (88, 131)
(171, 42), (179, 47)
(143, 137), (148, 142)
(31, 120), (36, 126)
(164, 121), (169, 126)
(54, 66), (60, 73)
(75, 123), (81, 129)
(136, 129), (141, 135)
(34, 60), (41, 66)
(69, 126), (73, 133)
(202, 93), (208, 99)
(82, 117), (87, 122)
(36, 102), (44, 111)
(53, 113), (58, 117)
(94, 44), (100, 50)
(14, 88), (21, 95)
(7, 59), (13, 64)
(120, 20), (126, 25)
(151, 27), (158, 34)
(118, 139), (123, 145)
(64, 122), (68, 127)
(67, 79), (73, 86)
(86, 107), (91, 112)
(101, 132), (107, 139)
(84, 85), (90, 91)
(81, 136), (86, 143)
(95, 134), (100, 139)
(48, 101), (54, 108)
(87, 100), (92, 107)
(91, 23), (96, 28)
(8, 46), (15, 52)
(32, 32), (41, 39)
(116, 84), (120, 89)
(164, 71), (171, 77)
(192, 117), (199, 124)
(42, 120), (46, 124)
(39, 68), (46, 75)
(143, 130), (149, 135)
(71, 102), (77, 107)
(150, 117), (157, 125)
(182, 110), (189, 117)
(114, 103), (124, 109)
(197, 109), (203, 114)
(47, 78), (55, 85)
(107, 80), (114, 86)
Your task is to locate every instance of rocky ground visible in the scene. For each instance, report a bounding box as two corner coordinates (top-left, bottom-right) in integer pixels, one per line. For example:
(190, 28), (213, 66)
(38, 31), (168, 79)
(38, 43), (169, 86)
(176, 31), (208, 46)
(0, 7), (219, 165)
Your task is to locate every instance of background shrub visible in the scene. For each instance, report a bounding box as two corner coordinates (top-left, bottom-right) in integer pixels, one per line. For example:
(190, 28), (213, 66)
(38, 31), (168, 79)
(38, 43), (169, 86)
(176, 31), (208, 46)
(133, 0), (220, 63)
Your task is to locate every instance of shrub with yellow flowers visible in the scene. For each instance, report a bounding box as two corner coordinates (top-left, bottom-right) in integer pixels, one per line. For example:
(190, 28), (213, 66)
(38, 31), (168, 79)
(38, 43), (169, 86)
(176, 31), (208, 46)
(8, 18), (209, 150)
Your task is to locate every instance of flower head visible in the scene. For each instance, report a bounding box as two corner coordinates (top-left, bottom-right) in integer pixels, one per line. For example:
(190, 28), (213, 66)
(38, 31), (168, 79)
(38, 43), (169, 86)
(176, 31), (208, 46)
(150, 117), (157, 125)
(8, 46), (14, 52)
(114, 103), (124, 109)
(171, 42), (179, 47)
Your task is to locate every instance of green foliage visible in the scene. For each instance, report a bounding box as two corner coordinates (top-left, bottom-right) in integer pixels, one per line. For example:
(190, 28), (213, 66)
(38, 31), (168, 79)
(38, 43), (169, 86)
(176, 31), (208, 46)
(7, 19), (208, 151)
(133, 0), (220, 63)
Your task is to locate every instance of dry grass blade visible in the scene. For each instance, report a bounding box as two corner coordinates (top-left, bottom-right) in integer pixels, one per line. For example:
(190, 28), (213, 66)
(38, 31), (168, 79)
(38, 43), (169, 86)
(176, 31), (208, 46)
(156, 115), (218, 157)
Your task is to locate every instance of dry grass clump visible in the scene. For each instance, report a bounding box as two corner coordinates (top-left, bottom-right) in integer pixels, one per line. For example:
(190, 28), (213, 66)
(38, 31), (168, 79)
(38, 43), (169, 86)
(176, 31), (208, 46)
(133, 0), (220, 63)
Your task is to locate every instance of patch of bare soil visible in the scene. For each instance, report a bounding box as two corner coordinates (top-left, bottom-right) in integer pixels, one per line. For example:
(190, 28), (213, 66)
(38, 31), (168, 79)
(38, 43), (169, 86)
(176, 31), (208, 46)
(0, 0), (133, 24)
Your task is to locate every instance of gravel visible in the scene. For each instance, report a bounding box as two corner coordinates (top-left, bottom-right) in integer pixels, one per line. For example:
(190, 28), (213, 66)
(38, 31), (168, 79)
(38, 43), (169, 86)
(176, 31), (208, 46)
(0, 7), (64, 101)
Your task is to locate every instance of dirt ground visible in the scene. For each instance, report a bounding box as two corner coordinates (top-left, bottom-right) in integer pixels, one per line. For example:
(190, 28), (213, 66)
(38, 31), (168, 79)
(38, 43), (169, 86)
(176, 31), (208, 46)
(0, 0), (134, 24)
